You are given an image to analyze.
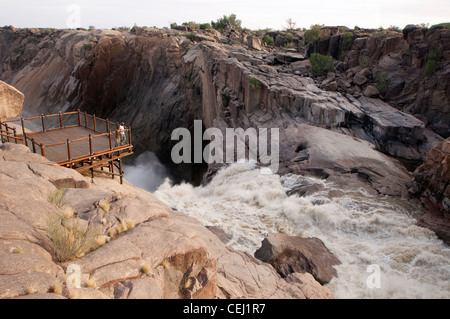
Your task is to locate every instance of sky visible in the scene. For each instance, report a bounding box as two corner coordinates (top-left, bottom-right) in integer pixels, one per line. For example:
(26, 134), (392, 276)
(0, 0), (449, 31)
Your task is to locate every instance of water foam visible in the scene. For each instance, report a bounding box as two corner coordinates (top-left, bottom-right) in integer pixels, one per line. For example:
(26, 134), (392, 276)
(153, 162), (450, 298)
(123, 151), (170, 192)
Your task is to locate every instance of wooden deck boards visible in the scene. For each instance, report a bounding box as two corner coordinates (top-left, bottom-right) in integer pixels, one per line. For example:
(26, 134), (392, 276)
(26, 126), (125, 163)
(27, 126), (96, 145)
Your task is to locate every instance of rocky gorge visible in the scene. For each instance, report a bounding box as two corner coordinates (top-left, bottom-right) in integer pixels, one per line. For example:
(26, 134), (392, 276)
(0, 23), (449, 299)
(0, 142), (335, 299)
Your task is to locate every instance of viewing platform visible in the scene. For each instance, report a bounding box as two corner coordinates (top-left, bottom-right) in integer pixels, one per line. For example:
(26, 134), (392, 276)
(0, 110), (133, 183)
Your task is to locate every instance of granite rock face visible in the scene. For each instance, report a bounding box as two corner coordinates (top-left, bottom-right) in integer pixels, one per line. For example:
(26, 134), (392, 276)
(315, 25), (450, 138)
(0, 26), (445, 181)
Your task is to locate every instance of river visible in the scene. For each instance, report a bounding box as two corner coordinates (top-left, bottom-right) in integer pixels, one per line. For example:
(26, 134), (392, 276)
(125, 154), (450, 298)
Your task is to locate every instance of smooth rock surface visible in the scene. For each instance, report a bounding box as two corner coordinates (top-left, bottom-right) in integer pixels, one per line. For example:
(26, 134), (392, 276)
(0, 80), (23, 121)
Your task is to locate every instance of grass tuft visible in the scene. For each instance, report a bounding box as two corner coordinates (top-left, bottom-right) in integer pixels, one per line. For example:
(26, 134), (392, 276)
(86, 278), (96, 288)
(141, 263), (151, 275)
(95, 235), (107, 247)
(44, 216), (98, 263)
(26, 285), (37, 295)
(47, 188), (66, 208)
(13, 246), (24, 254)
(126, 220), (136, 229)
(52, 282), (63, 295)
(118, 222), (127, 234)
(162, 260), (171, 269)
(99, 200), (110, 213)
(63, 207), (75, 218)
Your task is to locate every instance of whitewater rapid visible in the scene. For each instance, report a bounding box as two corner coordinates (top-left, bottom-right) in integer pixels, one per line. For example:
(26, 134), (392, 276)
(127, 157), (450, 298)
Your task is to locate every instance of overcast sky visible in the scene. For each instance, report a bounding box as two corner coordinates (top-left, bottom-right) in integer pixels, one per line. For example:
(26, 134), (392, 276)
(1, 0), (449, 30)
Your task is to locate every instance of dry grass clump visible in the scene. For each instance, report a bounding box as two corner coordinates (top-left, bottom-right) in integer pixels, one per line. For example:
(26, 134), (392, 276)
(52, 282), (63, 295)
(98, 200), (110, 213)
(118, 222), (127, 234)
(95, 235), (107, 247)
(44, 216), (98, 263)
(107, 219), (136, 240)
(86, 278), (96, 288)
(141, 262), (151, 275)
(63, 207), (75, 218)
(108, 228), (117, 239)
(26, 286), (38, 295)
(162, 260), (171, 269)
(26, 285), (37, 295)
(126, 220), (135, 229)
(13, 246), (24, 254)
(47, 188), (66, 208)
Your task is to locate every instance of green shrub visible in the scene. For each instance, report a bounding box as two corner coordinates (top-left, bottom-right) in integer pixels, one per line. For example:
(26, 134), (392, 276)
(429, 22), (450, 31)
(116, 26), (130, 32)
(200, 23), (212, 30)
(285, 42), (297, 49)
(339, 32), (353, 60)
(182, 21), (200, 30)
(387, 25), (401, 32)
(262, 35), (274, 46)
(425, 60), (438, 77)
(304, 24), (323, 45)
(425, 48), (443, 77)
(187, 33), (196, 42)
(249, 77), (262, 90)
(283, 33), (295, 45)
(221, 94), (230, 108)
(211, 14), (242, 32)
(309, 53), (334, 77)
(375, 73), (389, 94)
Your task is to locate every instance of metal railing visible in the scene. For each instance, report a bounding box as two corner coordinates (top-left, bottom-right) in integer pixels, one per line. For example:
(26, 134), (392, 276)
(0, 122), (22, 143)
(1, 110), (132, 164)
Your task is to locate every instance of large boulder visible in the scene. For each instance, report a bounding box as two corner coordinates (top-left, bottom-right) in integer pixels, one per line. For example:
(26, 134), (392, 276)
(355, 97), (439, 160)
(247, 36), (262, 51)
(254, 233), (341, 285)
(0, 81), (23, 121)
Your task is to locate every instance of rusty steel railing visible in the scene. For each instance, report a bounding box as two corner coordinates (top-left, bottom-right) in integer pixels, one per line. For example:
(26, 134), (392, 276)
(1, 110), (132, 164)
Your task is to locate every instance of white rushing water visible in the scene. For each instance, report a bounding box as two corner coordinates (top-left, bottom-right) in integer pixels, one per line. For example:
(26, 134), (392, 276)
(123, 151), (171, 192)
(125, 157), (450, 298)
(153, 162), (450, 299)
